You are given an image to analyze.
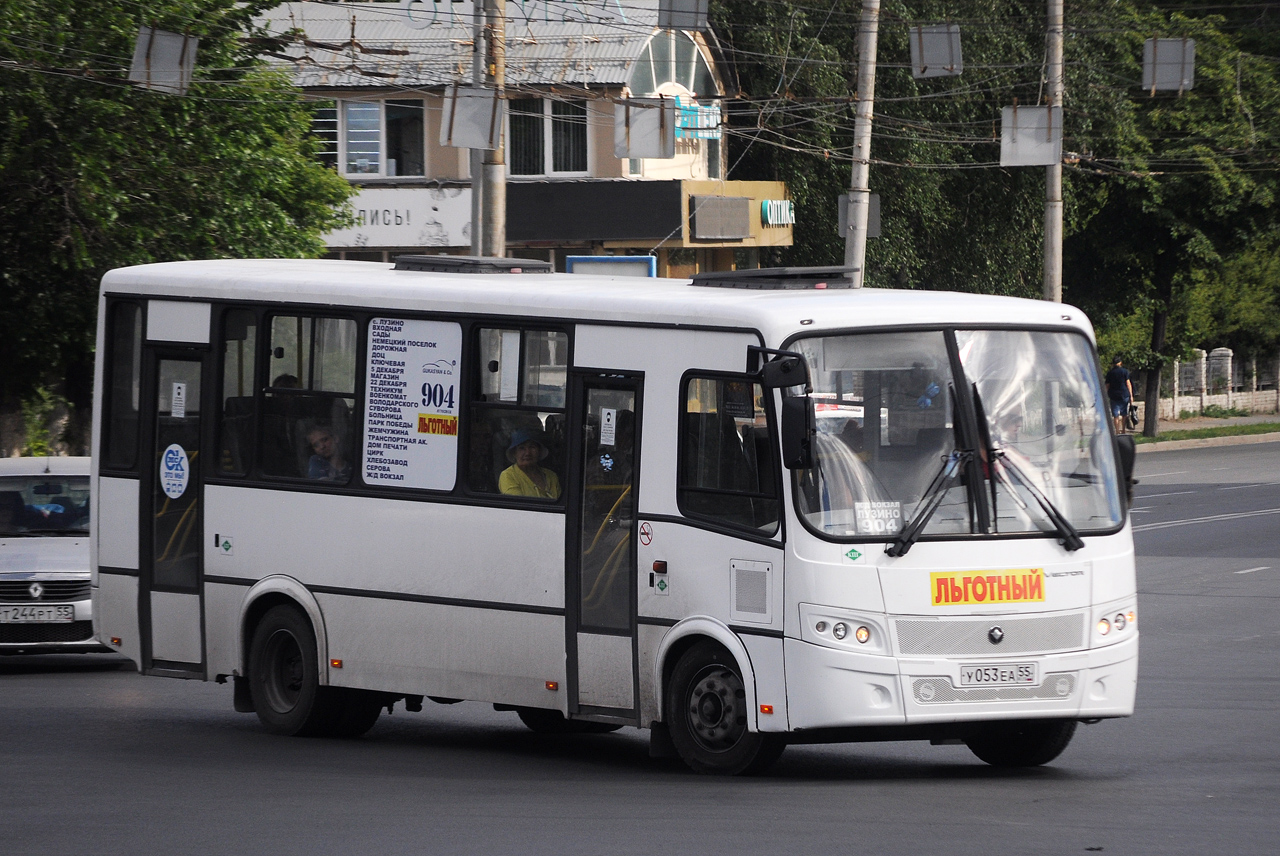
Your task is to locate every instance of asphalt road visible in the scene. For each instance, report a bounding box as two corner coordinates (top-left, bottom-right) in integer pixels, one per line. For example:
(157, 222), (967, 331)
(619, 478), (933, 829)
(3, 442), (1278, 855)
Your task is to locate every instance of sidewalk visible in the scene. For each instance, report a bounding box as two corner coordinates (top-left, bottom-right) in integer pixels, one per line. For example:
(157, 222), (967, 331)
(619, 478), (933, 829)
(1133, 411), (1280, 454)
(1156, 412), (1280, 432)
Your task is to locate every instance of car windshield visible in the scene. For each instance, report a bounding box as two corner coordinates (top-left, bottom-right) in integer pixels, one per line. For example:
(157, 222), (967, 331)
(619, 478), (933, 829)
(0, 475), (91, 536)
(791, 329), (1123, 542)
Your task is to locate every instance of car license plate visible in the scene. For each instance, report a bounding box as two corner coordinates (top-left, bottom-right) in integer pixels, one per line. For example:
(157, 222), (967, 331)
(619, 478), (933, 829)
(0, 604), (75, 623)
(959, 662), (1037, 687)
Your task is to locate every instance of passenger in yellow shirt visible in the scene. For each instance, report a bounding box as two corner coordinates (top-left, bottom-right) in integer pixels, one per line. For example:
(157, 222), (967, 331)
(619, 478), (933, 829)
(499, 429), (561, 499)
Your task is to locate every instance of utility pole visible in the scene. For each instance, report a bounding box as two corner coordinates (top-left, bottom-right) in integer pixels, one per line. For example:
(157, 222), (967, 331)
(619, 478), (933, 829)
(844, 0), (881, 288)
(469, 3), (485, 256)
(1044, 0), (1064, 302)
(481, 0), (506, 257)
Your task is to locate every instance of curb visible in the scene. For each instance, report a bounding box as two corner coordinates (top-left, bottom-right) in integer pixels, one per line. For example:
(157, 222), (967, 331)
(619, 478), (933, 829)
(1135, 431), (1280, 453)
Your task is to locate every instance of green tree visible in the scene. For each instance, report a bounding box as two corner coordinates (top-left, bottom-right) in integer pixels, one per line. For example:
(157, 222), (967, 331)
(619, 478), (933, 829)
(0, 0), (353, 440)
(713, 2), (1278, 438)
(1063, 6), (1280, 434)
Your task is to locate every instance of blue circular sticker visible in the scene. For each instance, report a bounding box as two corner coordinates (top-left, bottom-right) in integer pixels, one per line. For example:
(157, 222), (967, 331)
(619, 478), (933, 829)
(160, 444), (189, 499)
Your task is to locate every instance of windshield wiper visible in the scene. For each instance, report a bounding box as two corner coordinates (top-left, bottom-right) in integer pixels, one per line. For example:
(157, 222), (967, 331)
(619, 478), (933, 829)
(990, 450), (1085, 552)
(886, 450), (972, 558)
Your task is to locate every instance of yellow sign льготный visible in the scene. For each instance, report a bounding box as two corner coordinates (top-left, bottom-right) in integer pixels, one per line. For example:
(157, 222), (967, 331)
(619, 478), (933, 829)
(416, 413), (458, 436)
(931, 569), (1045, 606)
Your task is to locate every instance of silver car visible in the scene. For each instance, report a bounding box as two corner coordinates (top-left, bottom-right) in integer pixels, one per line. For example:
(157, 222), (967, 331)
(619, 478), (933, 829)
(0, 456), (105, 654)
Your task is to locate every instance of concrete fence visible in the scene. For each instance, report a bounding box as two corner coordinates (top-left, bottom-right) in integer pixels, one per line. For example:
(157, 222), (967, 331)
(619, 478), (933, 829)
(1130, 348), (1280, 421)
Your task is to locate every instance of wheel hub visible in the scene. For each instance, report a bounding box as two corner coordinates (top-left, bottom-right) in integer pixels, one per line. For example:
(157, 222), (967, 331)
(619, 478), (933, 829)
(686, 665), (747, 752)
(263, 629), (303, 713)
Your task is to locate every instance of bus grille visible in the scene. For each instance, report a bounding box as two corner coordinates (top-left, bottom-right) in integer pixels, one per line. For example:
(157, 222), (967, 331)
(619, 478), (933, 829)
(894, 613), (1085, 656)
(912, 674), (1077, 704)
(0, 621), (95, 644)
(0, 580), (92, 602)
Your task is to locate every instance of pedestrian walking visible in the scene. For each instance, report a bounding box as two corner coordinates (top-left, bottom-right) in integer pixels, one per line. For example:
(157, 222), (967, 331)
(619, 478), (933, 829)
(1105, 357), (1134, 434)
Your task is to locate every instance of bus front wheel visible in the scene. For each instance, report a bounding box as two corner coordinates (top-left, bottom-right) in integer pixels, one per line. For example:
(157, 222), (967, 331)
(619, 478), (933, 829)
(965, 719), (1077, 767)
(666, 641), (785, 775)
(248, 604), (339, 737)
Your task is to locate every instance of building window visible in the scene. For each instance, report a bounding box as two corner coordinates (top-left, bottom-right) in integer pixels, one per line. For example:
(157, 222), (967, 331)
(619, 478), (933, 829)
(318, 99), (424, 177)
(628, 31), (717, 99)
(509, 98), (589, 177)
(509, 98), (544, 176)
(385, 100), (425, 176)
(551, 100), (587, 172)
(312, 102), (338, 170)
(344, 101), (380, 174)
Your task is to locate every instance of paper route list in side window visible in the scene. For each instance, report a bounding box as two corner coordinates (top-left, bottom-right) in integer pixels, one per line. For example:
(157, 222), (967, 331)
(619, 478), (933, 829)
(364, 318), (463, 490)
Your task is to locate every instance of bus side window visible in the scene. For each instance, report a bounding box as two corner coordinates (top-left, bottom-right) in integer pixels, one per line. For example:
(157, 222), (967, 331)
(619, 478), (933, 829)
(103, 302), (142, 471)
(469, 327), (568, 498)
(260, 316), (357, 483)
(218, 309), (257, 475)
(678, 375), (779, 535)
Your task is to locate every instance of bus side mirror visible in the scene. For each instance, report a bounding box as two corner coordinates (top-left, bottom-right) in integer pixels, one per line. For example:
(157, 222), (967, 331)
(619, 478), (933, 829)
(780, 396), (815, 469)
(1114, 434), (1137, 506)
(760, 355), (807, 389)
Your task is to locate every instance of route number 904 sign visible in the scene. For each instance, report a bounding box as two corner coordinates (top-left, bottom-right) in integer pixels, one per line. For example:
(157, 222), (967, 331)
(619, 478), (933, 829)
(364, 318), (462, 490)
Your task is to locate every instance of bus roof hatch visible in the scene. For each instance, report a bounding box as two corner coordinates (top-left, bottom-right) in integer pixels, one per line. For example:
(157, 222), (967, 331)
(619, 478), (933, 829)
(393, 255), (553, 274)
(689, 266), (856, 290)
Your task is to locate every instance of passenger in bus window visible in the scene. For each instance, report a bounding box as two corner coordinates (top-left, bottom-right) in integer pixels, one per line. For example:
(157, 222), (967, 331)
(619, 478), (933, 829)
(306, 424), (351, 483)
(499, 430), (561, 499)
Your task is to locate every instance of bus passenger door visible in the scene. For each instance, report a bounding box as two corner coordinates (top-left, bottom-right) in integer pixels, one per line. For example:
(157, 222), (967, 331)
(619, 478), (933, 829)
(567, 373), (641, 721)
(139, 350), (208, 677)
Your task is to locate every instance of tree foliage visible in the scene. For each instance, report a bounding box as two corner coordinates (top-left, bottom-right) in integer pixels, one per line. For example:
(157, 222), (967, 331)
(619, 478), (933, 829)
(712, 1), (1279, 434)
(0, 0), (353, 417)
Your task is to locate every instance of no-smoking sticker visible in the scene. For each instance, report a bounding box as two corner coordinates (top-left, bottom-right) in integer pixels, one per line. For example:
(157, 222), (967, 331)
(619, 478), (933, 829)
(639, 522), (653, 546)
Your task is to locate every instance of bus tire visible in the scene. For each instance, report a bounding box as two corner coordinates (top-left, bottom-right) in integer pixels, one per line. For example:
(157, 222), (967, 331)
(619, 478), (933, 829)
(965, 719), (1077, 767)
(328, 689), (383, 739)
(247, 604), (338, 737)
(516, 707), (623, 734)
(666, 640), (785, 775)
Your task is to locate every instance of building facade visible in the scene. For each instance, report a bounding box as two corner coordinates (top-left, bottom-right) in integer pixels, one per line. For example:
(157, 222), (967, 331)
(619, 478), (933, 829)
(258, 1), (793, 273)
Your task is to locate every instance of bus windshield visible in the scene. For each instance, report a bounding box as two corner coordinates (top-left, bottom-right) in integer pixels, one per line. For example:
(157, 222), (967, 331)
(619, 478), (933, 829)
(792, 329), (1123, 542)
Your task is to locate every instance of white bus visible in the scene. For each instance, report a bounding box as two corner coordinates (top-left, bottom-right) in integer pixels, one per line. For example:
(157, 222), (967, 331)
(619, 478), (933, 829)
(91, 257), (1138, 774)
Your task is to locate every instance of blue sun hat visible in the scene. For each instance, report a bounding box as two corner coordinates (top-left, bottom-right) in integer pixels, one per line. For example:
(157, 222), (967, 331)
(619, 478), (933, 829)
(506, 429), (549, 462)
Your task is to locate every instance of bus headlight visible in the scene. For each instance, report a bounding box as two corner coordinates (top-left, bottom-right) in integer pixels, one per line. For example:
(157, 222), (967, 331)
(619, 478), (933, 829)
(1097, 618), (1111, 636)
(854, 625), (871, 644)
(832, 622), (849, 640)
(1114, 612), (1127, 631)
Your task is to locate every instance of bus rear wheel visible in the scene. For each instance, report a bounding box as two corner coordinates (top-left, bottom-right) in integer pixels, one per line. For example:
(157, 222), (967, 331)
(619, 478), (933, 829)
(666, 641), (785, 775)
(248, 604), (340, 737)
(965, 719), (1077, 767)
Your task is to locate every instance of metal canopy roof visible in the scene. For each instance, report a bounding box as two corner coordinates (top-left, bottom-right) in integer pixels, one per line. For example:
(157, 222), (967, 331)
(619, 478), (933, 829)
(255, 1), (663, 90)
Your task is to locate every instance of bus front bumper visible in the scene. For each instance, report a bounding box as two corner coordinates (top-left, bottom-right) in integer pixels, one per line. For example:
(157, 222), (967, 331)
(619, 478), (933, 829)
(783, 634), (1138, 731)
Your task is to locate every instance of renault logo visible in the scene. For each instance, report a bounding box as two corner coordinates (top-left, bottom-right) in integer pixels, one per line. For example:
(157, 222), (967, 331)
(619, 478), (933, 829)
(988, 626), (1005, 644)
(29, 582), (44, 600)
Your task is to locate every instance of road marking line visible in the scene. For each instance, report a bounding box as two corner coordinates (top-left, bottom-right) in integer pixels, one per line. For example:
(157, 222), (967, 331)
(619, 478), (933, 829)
(1234, 567), (1269, 575)
(1135, 490), (1196, 499)
(1141, 471), (1188, 478)
(1133, 507), (1280, 532)
(1217, 482), (1280, 491)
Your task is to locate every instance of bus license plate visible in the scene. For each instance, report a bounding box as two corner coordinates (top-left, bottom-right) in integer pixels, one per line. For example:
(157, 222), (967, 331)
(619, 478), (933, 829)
(959, 662), (1037, 687)
(0, 604), (75, 623)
